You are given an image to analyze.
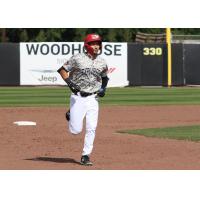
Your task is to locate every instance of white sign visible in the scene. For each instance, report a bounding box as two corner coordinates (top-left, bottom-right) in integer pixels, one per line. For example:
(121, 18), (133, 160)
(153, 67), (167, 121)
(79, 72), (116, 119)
(20, 42), (128, 87)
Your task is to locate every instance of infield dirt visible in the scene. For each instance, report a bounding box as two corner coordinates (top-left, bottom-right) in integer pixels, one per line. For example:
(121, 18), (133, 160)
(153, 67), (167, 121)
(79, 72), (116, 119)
(1, 105), (200, 169)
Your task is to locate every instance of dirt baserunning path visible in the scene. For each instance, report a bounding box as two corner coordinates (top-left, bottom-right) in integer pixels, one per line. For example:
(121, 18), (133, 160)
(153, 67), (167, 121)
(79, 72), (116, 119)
(1, 105), (200, 169)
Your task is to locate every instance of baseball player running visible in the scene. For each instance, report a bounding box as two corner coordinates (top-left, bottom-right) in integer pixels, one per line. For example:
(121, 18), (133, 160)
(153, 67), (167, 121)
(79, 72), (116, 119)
(57, 33), (109, 166)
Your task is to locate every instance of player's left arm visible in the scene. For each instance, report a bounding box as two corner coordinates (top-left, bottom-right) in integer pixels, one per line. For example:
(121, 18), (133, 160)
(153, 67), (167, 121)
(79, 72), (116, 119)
(97, 66), (109, 97)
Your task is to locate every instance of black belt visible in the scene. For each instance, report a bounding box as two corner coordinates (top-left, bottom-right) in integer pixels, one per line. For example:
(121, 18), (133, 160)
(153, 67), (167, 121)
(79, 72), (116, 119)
(75, 91), (98, 97)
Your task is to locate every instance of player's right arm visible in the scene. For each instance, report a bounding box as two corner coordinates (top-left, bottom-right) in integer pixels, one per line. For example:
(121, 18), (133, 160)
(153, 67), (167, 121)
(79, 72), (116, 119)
(57, 59), (80, 93)
(57, 59), (73, 79)
(57, 66), (69, 80)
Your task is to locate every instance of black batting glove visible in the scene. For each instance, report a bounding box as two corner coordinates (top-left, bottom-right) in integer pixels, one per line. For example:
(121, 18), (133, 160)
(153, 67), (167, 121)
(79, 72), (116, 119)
(65, 77), (80, 94)
(97, 88), (106, 97)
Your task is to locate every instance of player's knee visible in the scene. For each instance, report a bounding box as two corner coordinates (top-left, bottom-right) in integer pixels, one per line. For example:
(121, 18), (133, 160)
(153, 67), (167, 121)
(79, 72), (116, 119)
(86, 128), (96, 134)
(69, 126), (82, 135)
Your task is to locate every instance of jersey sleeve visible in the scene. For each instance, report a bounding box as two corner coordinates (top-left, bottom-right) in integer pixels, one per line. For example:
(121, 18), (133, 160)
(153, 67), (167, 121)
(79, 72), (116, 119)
(101, 64), (108, 77)
(62, 56), (75, 72)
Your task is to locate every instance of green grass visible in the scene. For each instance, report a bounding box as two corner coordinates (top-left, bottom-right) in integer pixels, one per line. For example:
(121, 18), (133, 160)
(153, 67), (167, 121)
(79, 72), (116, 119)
(1, 86), (200, 107)
(0, 87), (69, 107)
(118, 125), (200, 142)
(104, 87), (200, 105)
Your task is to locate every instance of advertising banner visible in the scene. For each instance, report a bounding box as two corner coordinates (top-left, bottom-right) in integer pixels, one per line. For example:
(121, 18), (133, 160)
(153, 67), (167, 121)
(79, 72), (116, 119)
(20, 42), (128, 87)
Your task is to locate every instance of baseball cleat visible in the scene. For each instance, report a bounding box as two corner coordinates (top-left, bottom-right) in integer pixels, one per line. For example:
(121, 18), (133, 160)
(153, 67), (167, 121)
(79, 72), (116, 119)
(80, 155), (93, 166)
(65, 110), (70, 121)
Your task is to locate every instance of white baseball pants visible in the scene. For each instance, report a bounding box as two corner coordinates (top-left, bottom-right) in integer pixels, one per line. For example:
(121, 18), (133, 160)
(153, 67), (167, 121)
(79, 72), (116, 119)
(69, 93), (99, 156)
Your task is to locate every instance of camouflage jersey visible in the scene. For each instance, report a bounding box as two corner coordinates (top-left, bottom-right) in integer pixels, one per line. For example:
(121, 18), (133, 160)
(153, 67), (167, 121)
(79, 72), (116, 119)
(63, 52), (108, 93)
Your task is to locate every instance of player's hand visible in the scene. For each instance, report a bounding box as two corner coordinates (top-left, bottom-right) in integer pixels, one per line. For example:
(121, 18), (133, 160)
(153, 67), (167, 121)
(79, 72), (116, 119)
(97, 88), (106, 97)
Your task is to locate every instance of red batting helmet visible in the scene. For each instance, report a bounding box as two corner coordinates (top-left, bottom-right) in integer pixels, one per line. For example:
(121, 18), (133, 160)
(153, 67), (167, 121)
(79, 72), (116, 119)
(84, 33), (102, 55)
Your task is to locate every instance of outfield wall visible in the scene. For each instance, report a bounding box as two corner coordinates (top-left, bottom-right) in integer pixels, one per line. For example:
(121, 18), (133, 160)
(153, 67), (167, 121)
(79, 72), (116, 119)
(0, 43), (20, 85)
(183, 44), (200, 85)
(20, 42), (128, 87)
(0, 42), (200, 86)
(128, 43), (168, 86)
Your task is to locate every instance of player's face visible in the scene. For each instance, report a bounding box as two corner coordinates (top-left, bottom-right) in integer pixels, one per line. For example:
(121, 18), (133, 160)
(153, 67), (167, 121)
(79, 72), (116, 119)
(89, 41), (101, 54)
